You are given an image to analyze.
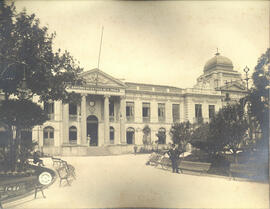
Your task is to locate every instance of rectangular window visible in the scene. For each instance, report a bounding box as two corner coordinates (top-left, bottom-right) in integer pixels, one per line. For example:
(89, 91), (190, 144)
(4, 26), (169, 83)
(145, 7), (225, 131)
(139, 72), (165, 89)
(195, 104), (202, 123)
(158, 103), (165, 122)
(69, 103), (77, 115)
(172, 104), (180, 123)
(142, 102), (150, 122)
(209, 105), (215, 119)
(126, 102), (134, 122)
(44, 102), (54, 120)
(44, 102), (54, 114)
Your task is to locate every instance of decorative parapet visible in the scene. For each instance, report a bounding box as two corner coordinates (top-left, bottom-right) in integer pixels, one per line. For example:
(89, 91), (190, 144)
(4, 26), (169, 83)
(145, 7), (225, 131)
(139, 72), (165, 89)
(184, 88), (222, 96)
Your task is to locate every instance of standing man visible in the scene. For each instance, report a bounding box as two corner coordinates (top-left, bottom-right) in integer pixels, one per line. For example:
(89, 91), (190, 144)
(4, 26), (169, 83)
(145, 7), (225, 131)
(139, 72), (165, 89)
(168, 144), (182, 173)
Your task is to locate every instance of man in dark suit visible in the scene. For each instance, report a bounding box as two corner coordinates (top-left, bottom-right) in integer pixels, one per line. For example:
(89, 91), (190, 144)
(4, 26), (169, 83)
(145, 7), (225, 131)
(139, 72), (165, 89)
(168, 144), (182, 173)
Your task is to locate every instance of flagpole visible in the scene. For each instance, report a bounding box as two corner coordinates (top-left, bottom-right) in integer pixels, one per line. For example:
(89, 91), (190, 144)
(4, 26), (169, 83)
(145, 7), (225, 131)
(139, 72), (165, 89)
(96, 26), (104, 93)
(97, 26), (104, 70)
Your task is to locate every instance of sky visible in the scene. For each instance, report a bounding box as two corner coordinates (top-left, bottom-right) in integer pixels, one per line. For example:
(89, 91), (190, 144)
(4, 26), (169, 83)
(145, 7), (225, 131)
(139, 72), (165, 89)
(14, 0), (269, 88)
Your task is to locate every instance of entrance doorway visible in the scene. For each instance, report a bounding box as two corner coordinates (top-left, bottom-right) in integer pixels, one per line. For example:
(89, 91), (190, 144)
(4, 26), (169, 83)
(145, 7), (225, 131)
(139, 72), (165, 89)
(87, 115), (98, 146)
(126, 127), (135, 144)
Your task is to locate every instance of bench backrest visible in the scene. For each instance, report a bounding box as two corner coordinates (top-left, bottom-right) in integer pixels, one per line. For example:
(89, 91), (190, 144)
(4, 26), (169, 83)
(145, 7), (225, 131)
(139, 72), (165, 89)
(57, 166), (68, 178)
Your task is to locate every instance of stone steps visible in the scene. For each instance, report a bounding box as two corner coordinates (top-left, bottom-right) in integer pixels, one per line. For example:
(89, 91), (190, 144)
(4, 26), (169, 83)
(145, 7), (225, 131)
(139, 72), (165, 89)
(86, 147), (111, 156)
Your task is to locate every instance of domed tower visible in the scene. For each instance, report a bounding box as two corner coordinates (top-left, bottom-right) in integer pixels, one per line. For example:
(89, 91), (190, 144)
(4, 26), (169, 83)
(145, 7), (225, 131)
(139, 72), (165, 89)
(194, 50), (247, 104)
(203, 51), (233, 73)
(195, 51), (242, 90)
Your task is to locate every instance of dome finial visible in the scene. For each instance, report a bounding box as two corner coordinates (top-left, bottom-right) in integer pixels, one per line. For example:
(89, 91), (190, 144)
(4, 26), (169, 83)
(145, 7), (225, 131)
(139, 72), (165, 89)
(215, 48), (220, 56)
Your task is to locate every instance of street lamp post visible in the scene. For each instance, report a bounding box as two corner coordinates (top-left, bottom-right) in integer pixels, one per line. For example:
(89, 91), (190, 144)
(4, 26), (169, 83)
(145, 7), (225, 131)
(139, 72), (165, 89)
(243, 66), (250, 91)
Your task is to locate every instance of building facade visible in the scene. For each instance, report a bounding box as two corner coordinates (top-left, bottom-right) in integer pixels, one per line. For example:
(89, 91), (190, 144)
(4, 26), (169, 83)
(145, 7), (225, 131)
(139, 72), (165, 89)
(28, 52), (247, 155)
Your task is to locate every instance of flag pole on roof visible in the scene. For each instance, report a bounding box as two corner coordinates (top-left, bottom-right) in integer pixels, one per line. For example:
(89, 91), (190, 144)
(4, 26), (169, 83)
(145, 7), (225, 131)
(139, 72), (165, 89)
(97, 26), (104, 70)
(96, 26), (104, 93)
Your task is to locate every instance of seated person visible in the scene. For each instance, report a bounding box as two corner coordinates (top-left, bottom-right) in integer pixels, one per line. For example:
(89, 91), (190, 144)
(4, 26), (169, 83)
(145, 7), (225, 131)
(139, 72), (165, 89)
(33, 151), (44, 166)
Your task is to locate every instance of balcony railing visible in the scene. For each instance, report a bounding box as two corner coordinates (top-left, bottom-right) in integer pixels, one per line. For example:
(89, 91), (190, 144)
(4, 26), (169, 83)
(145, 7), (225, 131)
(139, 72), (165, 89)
(194, 117), (204, 124)
(69, 114), (78, 121)
(69, 140), (77, 145)
(173, 118), (180, 123)
(109, 115), (115, 122)
(47, 114), (54, 120)
(158, 117), (166, 123)
(126, 116), (134, 122)
(143, 117), (150, 123)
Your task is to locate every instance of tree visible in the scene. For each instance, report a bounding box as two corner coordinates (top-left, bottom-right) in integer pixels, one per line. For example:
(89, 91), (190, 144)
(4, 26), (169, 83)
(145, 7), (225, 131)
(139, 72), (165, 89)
(0, 2), (83, 170)
(156, 131), (166, 144)
(0, 99), (48, 170)
(245, 48), (269, 152)
(209, 103), (248, 163)
(190, 123), (218, 156)
(170, 122), (192, 151)
(142, 125), (151, 146)
(0, 3), (83, 102)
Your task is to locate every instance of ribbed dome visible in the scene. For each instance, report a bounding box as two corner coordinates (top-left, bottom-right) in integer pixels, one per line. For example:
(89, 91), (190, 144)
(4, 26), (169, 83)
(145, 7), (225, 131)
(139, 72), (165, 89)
(204, 52), (233, 73)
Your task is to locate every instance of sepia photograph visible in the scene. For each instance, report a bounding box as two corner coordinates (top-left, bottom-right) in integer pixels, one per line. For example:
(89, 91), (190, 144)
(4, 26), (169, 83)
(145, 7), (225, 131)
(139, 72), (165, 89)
(0, 0), (269, 208)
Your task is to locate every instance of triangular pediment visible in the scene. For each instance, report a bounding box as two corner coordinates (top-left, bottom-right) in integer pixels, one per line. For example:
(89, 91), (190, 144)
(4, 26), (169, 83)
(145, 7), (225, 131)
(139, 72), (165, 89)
(79, 69), (127, 88)
(219, 81), (246, 91)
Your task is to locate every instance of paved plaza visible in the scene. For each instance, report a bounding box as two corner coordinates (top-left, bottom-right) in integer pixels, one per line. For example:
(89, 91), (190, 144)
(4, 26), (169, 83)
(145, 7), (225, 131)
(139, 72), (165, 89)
(4, 154), (269, 208)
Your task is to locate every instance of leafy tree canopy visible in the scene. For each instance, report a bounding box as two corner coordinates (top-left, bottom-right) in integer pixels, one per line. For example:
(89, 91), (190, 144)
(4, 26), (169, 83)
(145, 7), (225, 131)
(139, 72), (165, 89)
(0, 2), (83, 103)
(245, 48), (269, 147)
(0, 99), (48, 129)
(170, 121), (192, 150)
(209, 103), (248, 155)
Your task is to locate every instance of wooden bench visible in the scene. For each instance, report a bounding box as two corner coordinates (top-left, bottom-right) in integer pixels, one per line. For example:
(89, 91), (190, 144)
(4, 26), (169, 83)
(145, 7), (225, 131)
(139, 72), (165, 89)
(56, 166), (71, 186)
(146, 153), (163, 167)
(159, 156), (172, 170)
(156, 157), (211, 174)
(60, 160), (76, 180)
(51, 157), (62, 168)
(179, 161), (211, 175)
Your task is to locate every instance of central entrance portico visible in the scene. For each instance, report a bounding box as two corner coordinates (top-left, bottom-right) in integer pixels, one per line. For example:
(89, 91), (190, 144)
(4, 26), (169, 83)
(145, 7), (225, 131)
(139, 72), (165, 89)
(87, 115), (98, 146)
(67, 69), (127, 147)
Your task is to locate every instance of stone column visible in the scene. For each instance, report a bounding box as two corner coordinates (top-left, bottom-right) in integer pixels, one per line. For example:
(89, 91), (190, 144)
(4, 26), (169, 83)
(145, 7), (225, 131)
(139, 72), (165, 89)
(120, 96), (126, 144)
(77, 103), (81, 145)
(150, 101), (158, 123)
(104, 95), (110, 145)
(165, 100), (172, 123)
(81, 94), (87, 145)
(135, 99), (142, 123)
(57, 101), (63, 146)
(62, 103), (69, 144)
(218, 72), (223, 87)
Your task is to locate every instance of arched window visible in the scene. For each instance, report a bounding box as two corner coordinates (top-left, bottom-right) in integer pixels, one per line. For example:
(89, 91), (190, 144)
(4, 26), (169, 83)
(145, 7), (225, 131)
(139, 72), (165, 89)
(43, 126), (54, 146)
(126, 127), (135, 144)
(157, 128), (166, 144)
(69, 126), (77, 144)
(110, 126), (114, 144)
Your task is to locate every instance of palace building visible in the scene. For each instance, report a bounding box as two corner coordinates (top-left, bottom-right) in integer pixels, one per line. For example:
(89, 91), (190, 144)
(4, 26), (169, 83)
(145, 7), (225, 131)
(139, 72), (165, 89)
(18, 52), (249, 155)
